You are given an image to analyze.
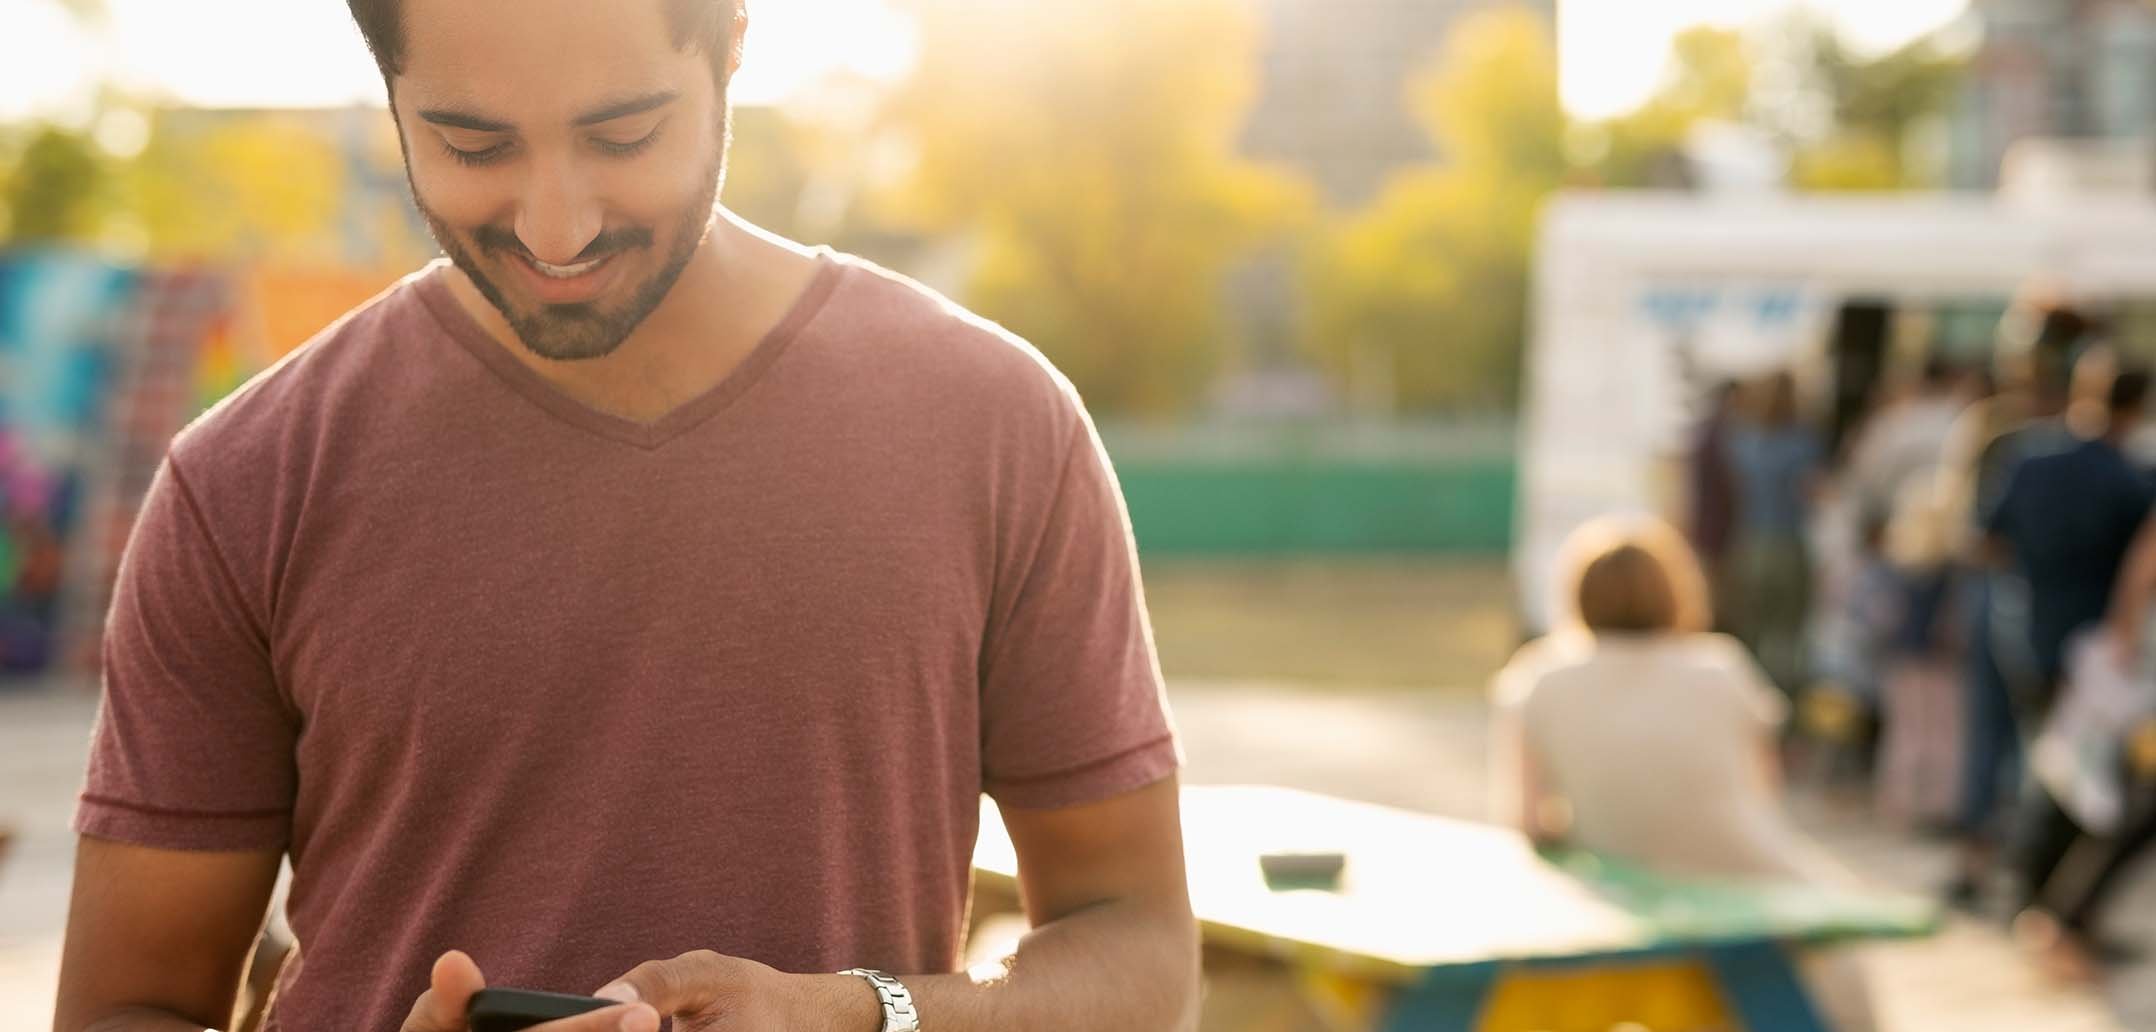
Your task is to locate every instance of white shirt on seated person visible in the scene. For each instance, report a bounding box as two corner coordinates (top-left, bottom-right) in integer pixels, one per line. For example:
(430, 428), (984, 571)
(1492, 628), (1850, 887)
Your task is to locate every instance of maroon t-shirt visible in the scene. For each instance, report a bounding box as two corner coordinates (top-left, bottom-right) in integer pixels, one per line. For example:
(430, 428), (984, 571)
(75, 251), (1179, 1031)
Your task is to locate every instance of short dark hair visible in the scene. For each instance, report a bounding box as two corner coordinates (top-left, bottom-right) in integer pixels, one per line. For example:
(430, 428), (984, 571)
(2111, 365), (2150, 416)
(347, 0), (745, 86)
(1921, 355), (1955, 389)
(1559, 517), (1711, 636)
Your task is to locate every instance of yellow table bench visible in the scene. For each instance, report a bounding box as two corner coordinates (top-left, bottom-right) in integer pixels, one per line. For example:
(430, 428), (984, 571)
(974, 785), (1937, 1032)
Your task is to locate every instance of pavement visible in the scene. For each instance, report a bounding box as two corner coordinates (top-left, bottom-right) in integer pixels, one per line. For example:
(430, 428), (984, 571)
(5, 677), (2154, 1030)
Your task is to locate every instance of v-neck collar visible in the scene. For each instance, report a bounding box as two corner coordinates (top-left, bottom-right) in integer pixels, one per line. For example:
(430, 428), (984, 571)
(415, 249), (843, 451)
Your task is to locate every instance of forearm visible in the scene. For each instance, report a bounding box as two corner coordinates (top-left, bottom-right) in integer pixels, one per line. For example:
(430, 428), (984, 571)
(802, 897), (1199, 1032)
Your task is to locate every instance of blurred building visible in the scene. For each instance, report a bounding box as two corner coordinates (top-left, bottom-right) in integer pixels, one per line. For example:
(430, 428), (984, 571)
(1951, 0), (2156, 189)
(1240, 0), (1556, 208)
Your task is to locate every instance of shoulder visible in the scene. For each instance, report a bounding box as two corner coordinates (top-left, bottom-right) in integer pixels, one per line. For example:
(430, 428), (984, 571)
(1684, 633), (1787, 716)
(1687, 632), (1762, 672)
(1492, 634), (1588, 708)
(166, 267), (434, 513)
(815, 252), (1084, 429)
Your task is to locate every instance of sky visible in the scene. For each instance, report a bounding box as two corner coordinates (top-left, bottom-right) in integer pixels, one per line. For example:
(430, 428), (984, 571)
(1560, 0), (1972, 119)
(2, 0), (1971, 128)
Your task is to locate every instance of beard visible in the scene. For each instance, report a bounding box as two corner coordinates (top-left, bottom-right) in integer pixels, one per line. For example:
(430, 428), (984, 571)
(411, 114), (729, 363)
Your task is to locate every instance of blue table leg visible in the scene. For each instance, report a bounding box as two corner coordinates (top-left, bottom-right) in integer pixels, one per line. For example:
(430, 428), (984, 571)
(1379, 963), (1498, 1032)
(1702, 942), (1829, 1032)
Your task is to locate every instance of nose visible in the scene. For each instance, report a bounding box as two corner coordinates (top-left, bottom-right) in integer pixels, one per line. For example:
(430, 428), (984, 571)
(513, 153), (603, 265)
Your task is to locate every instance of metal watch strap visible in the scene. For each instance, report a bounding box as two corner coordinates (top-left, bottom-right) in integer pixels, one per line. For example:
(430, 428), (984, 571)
(839, 968), (920, 1032)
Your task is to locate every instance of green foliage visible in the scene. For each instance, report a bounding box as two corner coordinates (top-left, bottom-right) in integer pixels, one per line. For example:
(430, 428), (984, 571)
(1303, 8), (1561, 412)
(1305, 9), (1969, 413)
(125, 112), (352, 262)
(1561, 27), (1754, 190)
(1788, 26), (1965, 189)
(885, 0), (1310, 416)
(1, 126), (115, 244)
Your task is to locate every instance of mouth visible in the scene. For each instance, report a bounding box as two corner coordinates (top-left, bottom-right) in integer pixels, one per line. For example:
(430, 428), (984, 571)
(506, 249), (624, 303)
(527, 254), (611, 279)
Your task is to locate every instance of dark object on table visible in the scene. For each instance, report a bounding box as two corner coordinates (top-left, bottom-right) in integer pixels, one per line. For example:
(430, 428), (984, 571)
(1260, 851), (1345, 891)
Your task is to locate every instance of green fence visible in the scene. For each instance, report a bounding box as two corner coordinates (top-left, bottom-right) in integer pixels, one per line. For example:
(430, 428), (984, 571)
(1099, 421), (1518, 556)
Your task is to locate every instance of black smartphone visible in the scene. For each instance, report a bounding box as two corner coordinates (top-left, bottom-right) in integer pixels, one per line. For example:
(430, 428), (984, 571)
(467, 987), (617, 1031)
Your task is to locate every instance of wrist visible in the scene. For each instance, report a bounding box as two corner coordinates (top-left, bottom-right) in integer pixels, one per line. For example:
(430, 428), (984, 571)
(795, 972), (886, 1032)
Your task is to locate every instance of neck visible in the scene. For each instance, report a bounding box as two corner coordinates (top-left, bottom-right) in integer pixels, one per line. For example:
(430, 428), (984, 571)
(447, 211), (821, 424)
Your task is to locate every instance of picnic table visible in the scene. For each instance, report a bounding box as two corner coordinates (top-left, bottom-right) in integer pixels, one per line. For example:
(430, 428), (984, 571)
(972, 785), (1938, 1032)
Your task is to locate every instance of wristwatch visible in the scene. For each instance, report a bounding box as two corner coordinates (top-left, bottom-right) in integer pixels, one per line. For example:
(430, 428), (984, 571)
(839, 968), (921, 1032)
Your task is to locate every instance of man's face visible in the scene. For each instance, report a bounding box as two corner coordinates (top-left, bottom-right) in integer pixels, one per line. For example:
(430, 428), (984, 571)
(391, 0), (731, 361)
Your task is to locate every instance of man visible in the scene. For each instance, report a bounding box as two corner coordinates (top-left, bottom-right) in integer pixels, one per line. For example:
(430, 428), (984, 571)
(52, 2), (1200, 1030)
(1985, 354), (2150, 721)
(1937, 316), (2082, 908)
(1984, 359), (2153, 965)
(1842, 356), (1969, 534)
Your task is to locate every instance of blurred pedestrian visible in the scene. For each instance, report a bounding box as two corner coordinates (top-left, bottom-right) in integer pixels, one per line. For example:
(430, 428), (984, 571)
(1847, 361), (1980, 827)
(1843, 357), (1969, 533)
(1724, 372), (1826, 698)
(1687, 380), (1741, 616)
(1986, 355), (2149, 722)
(1492, 515), (1874, 1031)
(1937, 311), (2087, 906)
(1981, 358), (2151, 953)
(2012, 510), (2156, 972)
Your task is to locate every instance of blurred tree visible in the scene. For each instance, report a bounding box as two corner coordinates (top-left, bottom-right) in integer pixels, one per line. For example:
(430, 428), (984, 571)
(125, 112), (349, 262)
(1790, 131), (1905, 192)
(884, 0), (1309, 416)
(1, 126), (115, 244)
(1786, 26), (1964, 190)
(1585, 27), (1754, 189)
(1303, 8), (1562, 412)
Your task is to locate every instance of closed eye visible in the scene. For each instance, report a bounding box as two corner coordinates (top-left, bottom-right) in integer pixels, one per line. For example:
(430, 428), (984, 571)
(595, 126), (663, 158)
(442, 139), (512, 166)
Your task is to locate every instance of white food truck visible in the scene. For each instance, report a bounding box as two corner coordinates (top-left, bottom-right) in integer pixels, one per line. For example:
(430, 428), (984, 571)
(1514, 190), (2156, 631)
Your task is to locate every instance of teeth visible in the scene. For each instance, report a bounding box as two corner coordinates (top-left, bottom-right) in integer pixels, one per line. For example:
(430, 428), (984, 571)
(529, 255), (606, 279)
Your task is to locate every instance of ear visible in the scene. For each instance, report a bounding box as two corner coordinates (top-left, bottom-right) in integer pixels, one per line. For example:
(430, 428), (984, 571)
(723, 1), (750, 87)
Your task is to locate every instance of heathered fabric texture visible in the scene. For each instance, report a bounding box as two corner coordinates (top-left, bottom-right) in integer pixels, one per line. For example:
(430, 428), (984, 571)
(76, 251), (1179, 1031)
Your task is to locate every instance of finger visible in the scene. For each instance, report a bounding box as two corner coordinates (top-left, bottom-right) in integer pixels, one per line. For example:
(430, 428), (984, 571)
(400, 950), (487, 1032)
(596, 950), (738, 1014)
(526, 1002), (659, 1032)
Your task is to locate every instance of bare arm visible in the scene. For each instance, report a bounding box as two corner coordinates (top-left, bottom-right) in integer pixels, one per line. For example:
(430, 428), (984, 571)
(1493, 701), (1565, 846)
(601, 776), (1201, 1032)
(53, 838), (281, 1032)
(898, 775), (1199, 1030)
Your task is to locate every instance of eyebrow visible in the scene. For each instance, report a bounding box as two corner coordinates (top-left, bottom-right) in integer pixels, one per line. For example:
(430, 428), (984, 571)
(417, 90), (680, 134)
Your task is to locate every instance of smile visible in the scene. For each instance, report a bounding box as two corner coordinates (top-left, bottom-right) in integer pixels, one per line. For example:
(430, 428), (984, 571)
(525, 254), (613, 279)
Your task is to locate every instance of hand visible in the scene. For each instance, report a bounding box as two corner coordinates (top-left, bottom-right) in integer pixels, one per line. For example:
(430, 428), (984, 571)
(398, 950), (659, 1032)
(592, 950), (881, 1032)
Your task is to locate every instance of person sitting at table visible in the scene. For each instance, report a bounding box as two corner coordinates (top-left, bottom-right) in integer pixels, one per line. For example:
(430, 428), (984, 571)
(1492, 514), (1875, 1031)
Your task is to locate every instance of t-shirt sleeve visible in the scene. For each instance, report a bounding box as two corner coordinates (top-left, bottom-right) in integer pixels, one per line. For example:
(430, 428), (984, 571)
(74, 455), (296, 851)
(978, 414), (1180, 810)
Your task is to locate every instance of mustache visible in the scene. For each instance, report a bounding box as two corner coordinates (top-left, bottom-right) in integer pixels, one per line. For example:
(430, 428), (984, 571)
(474, 225), (655, 265)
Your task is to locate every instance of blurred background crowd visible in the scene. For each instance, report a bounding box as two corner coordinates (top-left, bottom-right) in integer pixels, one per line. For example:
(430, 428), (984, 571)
(8, 0), (2156, 1029)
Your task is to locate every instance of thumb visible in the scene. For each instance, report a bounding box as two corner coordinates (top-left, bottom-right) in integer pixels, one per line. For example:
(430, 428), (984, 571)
(401, 950), (487, 1031)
